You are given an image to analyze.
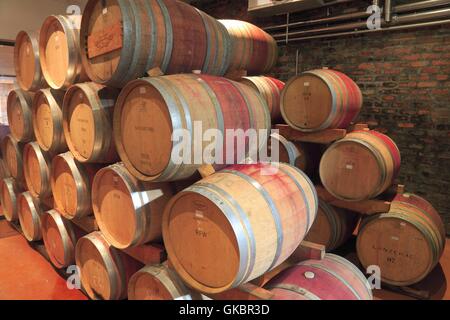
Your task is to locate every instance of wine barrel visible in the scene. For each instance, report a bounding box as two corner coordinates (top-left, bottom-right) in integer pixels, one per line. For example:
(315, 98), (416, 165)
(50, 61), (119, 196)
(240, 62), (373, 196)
(163, 162), (318, 294)
(0, 159), (10, 179)
(304, 201), (358, 251)
(23, 142), (52, 199)
(281, 69), (363, 132)
(80, 0), (230, 88)
(51, 152), (102, 219)
(357, 193), (446, 286)
(219, 20), (278, 76)
(7, 89), (35, 142)
(39, 15), (88, 89)
(0, 178), (23, 222)
(63, 82), (120, 163)
(114, 73), (270, 182)
(41, 210), (84, 268)
(319, 130), (401, 201)
(75, 231), (143, 300)
(92, 163), (174, 249)
(241, 76), (284, 122)
(265, 254), (373, 300)
(17, 192), (50, 242)
(32, 89), (68, 155)
(14, 31), (47, 91)
(128, 264), (203, 300)
(2, 135), (25, 186)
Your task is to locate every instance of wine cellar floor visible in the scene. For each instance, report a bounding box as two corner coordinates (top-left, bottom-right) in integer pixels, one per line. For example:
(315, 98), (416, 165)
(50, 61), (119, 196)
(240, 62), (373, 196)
(0, 216), (447, 300)
(0, 220), (87, 300)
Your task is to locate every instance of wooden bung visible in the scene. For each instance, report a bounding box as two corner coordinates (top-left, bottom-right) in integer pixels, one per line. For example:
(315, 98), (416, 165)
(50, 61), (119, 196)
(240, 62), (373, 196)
(357, 193), (446, 286)
(39, 15), (88, 89)
(265, 254), (373, 300)
(80, 0), (230, 88)
(240, 76), (284, 123)
(320, 130), (401, 201)
(281, 69), (362, 132)
(114, 73), (270, 182)
(62, 82), (120, 163)
(14, 31), (47, 92)
(220, 20), (278, 76)
(17, 192), (50, 242)
(91, 163), (174, 249)
(2, 135), (25, 186)
(7, 89), (35, 142)
(32, 89), (68, 155)
(23, 142), (52, 199)
(75, 231), (143, 300)
(41, 209), (86, 268)
(162, 162), (318, 294)
(128, 264), (203, 300)
(50, 152), (102, 220)
(0, 177), (24, 222)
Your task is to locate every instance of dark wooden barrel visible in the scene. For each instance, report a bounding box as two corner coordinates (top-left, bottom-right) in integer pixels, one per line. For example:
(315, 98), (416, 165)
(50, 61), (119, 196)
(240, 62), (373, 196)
(2, 135), (25, 187)
(63, 82), (120, 163)
(0, 178), (24, 222)
(163, 162), (318, 294)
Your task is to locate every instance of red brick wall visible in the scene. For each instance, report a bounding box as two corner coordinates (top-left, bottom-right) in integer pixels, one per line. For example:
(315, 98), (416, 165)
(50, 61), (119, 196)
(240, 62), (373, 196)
(193, 0), (450, 233)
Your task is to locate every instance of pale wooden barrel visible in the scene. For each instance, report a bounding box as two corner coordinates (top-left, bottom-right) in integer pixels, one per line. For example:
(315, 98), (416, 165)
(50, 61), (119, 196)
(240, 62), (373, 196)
(39, 15), (88, 89)
(281, 69), (363, 132)
(14, 31), (47, 92)
(357, 193), (446, 286)
(7, 89), (35, 142)
(304, 201), (359, 251)
(114, 73), (270, 182)
(320, 130), (401, 201)
(80, 0), (230, 88)
(241, 76), (284, 122)
(266, 254), (373, 300)
(128, 264), (203, 300)
(50, 152), (102, 219)
(41, 209), (84, 268)
(2, 135), (25, 186)
(17, 192), (50, 242)
(23, 142), (52, 199)
(0, 178), (23, 222)
(163, 162), (318, 294)
(92, 163), (174, 249)
(219, 20), (278, 75)
(32, 89), (68, 155)
(75, 231), (143, 300)
(63, 82), (120, 163)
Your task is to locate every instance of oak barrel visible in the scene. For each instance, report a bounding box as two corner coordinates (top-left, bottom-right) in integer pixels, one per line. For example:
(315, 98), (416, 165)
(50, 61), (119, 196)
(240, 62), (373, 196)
(32, 89), (68, 155)
(281, 69), (363, 132)
(63, 82), (120, 163)
(114, 73), (270, 182)
(128, 264), (202, 300)
(0, 159), (9, 179)
(14, 31), (47, 91)
(80, 0), (230, 88)
(319, 130), (401, 201)
(7, 89), (35, 142)
(162, 162), (318, 294)
(219, 20), (278, 76)
(2, 135), (25, 186)
(304, 201), (358, 251)
(76, 231), (143, 300)
(92, 163), (174, 249)
(39, 15), (88, 89)
(241, 76), (284, 122)
(23, 142), (52, 199)
(265, 254), (373, 300)
(41, 209), (84, 268)
(0, 178), (23, 222)
(357, 193), (446, 286)
(51, 152), (102, 219)
(17, 192), (49, 242)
